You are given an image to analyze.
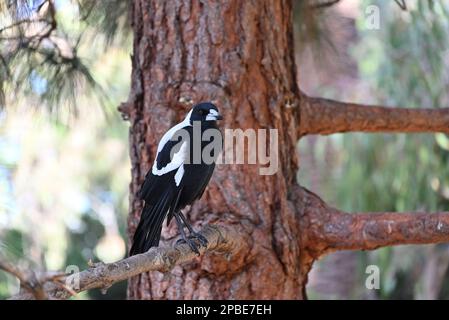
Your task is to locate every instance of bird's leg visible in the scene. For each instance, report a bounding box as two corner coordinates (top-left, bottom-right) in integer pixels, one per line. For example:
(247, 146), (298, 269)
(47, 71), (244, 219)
(174, 212), (200, 255)
(179, 211), (208, 248)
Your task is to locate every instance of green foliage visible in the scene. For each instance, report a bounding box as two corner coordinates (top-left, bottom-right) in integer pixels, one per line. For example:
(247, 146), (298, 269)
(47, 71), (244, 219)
(293, 0), (341, 68)
(0, 0), (131, 112)
(301, 0), (449, 299)
(0, 1), (131, 299)
(354, 1), (449, 299)
(77, 0), (131, 46)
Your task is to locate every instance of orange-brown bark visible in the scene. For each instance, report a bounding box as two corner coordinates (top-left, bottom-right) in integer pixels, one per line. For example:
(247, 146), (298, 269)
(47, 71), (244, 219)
(294, 187), (449, 258)
(126, 0), (305, 299)
(124, 0), (449, 300)
(322, 211), (449, 252)
(299, 94), (449, 137)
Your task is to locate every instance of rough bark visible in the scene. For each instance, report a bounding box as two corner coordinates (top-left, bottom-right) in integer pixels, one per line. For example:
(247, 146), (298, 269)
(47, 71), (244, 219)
(126, 0), (306, 299)
(294, 187), (449, 257)
(299, 94), (449, 137)
(123, 0), (449, 300)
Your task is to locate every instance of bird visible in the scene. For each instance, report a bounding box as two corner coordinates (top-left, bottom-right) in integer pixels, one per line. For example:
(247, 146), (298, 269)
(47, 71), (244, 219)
(129, 102), (223, 256)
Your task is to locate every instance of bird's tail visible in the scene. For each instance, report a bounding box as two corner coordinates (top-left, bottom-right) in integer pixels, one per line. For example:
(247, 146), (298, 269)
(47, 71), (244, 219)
(129, 189), (173, 256)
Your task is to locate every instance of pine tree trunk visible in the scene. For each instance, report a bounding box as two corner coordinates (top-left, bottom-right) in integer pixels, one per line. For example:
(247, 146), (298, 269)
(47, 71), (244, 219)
(126, 0), (310, 299)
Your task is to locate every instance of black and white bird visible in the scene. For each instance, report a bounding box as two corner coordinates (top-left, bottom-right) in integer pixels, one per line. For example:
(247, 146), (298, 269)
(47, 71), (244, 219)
(129, 102), (223, 256)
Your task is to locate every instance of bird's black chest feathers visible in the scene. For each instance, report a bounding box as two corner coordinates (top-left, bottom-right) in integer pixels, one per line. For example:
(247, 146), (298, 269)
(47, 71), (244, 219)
(179, 122), (221, 206)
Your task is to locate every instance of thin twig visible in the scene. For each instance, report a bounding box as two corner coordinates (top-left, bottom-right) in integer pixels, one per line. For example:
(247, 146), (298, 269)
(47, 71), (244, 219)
(394, 0), (407, 11)
(310, 0), (340, 9)
(0, 259), (48, 300)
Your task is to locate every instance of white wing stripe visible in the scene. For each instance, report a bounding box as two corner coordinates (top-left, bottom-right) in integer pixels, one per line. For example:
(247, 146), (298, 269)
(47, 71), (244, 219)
(151, 109), (192, 176)
(152, 140), (187, 176)
(156, 109), (192, 153)
(174, 164), (184, 186)
(151, 109), (193, 176)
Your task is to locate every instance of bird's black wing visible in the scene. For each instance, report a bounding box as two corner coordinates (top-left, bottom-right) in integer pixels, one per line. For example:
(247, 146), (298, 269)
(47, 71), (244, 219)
(190, 130), (221, 201)
(130, 129), (188, 256)
(138, 131), (185, 201)
(193, 164), (215, 201)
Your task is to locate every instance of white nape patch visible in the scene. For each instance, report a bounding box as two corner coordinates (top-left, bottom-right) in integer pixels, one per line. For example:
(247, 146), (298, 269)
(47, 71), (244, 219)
(174, 164), (184, 186)
(156, 109), (192, 154)
(206, 109), (219, 121)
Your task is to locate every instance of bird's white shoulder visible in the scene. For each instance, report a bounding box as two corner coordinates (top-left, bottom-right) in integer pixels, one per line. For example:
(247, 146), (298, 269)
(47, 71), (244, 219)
(151, 110), (192, 178)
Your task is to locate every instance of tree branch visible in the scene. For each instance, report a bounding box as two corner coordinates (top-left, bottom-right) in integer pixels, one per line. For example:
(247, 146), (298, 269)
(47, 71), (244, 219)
(394, 0), (407, 11)
(299, 94), (449, 137)
(8, 224), (247, 300)
(0, 258), (67, 300)
(295, 187), (449, 258)
(311, 210), (449, 256)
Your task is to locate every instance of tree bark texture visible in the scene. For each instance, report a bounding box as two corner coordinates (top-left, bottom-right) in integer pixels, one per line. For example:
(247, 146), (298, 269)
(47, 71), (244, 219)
(299, 95), (449, 137)
(125, 0), (307, 299)
(124, 0), (449, 300)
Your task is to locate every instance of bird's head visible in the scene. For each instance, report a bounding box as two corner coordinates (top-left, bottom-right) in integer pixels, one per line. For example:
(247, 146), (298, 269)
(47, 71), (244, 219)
(187, 102), (223, 123)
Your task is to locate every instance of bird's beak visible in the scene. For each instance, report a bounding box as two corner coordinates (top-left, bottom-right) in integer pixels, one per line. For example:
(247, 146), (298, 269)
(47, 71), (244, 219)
(215, 113), (223, 120)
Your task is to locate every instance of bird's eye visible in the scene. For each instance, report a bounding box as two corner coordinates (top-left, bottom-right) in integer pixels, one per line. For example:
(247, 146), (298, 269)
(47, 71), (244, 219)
(201, 110), (208, 115)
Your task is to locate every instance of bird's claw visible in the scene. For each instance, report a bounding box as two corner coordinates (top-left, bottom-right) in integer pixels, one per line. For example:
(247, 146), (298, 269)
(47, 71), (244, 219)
(176, 233), (208, 255)
(176, 237), (200, 255)
(193, 232), (208, 247)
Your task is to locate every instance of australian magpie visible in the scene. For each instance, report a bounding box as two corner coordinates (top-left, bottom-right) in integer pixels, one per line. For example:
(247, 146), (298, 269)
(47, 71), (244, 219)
(129, 102), (223, 256)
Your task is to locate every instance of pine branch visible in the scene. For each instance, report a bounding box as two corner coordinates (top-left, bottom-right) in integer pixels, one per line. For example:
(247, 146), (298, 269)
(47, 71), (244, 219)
(318, 211), (449, 253)
(394, 0), (407, 11)
(0, 258), (67, 300)
(310, 0), (341, 10)
(0, 0), (121, 110)
(8, 225), (247, 300)
(294, 187), (449, 258)
(298, 93), (449, 138)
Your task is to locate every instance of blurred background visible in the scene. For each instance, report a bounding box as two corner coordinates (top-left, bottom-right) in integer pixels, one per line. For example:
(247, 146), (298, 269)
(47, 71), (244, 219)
(1, 0), (449, 299)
